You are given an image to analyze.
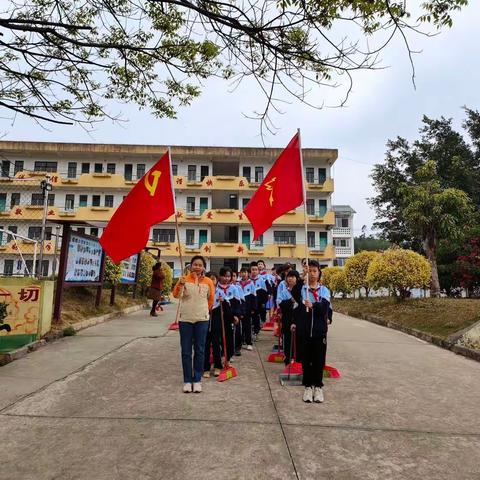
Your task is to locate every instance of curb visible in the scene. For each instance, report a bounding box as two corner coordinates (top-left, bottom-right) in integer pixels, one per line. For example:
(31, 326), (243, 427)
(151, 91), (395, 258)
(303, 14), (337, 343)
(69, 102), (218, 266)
(341, 311), (480, 363)
(0, 303), (147, 367)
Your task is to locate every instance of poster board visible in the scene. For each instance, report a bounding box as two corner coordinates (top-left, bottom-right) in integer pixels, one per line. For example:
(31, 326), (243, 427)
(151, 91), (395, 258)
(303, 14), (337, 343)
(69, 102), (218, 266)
(121, 253), (140, 284)
(65, 232), (104, 284)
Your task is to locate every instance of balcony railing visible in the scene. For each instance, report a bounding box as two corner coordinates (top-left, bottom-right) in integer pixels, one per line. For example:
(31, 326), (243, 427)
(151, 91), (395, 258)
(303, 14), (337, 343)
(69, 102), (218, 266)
(332, 227), (352, 236)
(335, 246), (353, 256)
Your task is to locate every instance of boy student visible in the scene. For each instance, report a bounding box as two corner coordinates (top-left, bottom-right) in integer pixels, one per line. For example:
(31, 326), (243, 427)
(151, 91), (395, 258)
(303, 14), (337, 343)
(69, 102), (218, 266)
(291, 260), (332, 404)
(203, 268), (240, 377)
(230, 272), (245, 356)
(276, 270), (300, 365)
(238, 267), (256, 350)
(249, 261), (268, 337)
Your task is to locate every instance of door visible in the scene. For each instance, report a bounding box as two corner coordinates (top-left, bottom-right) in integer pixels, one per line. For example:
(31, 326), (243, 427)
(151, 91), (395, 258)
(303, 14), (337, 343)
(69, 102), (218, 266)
(0, 193), (6, 212)
(224, 258), (238, 272)
(229, 194), (238, 209)
(319, 232), (328, 250)
(241, 230), (250, 247)
(226, 226), (238, 242)
(199, 197), (208, 214)
(307, 231), (315, 248)
(199, 230), (208, 246)
(124, 164), (133, 180)
(318, 199), (327, 217)
(200, 165), (209, 181)
(242, 166), (251, 181)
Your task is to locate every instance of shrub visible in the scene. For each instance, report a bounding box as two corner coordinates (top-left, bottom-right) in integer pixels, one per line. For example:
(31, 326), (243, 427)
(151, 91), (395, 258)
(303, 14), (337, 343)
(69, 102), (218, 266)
(160, 261), (173, 296)
(344, 251), (379, 297)
(104, 256), (122, 286)
(137, 252), (156, 291)
(321, 266), (351, 297)
(367, 247), (431, 299)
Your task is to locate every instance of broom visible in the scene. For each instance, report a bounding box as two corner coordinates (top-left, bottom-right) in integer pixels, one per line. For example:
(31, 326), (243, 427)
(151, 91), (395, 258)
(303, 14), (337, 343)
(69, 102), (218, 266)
(323, 364), (341, 378)
(279, 330), (303, 385)
(261, 308), (277, 331)
(267, 318), (285, 363)
(217, 301), (238, 382)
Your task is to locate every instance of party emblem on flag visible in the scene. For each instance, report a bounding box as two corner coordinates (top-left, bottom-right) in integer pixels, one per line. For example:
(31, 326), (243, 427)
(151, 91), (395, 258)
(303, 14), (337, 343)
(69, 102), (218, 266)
(144, 170), (162, 197)
(265, 177), (276, 206)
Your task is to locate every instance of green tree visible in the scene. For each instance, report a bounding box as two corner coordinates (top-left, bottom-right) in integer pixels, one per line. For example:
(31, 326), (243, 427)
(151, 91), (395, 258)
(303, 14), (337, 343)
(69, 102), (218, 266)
(137, 252), (155, 292)
(344, 251), (379, 297)
(104, 256), (122, 287)
(321, 266), (350, 297)
(400, 161), (473, 296)
(0, 1), (468, 127)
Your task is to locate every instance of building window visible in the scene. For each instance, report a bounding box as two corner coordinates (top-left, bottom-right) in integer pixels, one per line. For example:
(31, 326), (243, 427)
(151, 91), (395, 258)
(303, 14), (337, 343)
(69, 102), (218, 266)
(307, 231), (315, 248)
(333, 238), (350, 247)
(186, 197), (195, 213)
(0, 193), (5, 211)
(187, 165), (197, 181)
(306, 167), (315, 183)
(77, 227), (85, 235)
(4, 259), (14, 276)
(172, 164), (178, 176)
(90, 228), (98, 237)
(94, 163), (103, 173)
(200, 165), (209, 181)
(14, 161), (24, 175)
(335, 217), (349, 228)
(274, 231), (296, 245)
(65, 194), (75, 211)
(152, 229), (175, 242)
(242, 230), (251, 246)
(306, 199), (315, 215)
(7, 225), (17, 242)
(124, 164), (133, 181)
(107, 163), (116, 174)
(137, 164), (146, 179)
(81, 163), (90, 174)
(1, 160), (9, 177)
(252, 234), (264, 247)
(318, 168), (327, 183)
(67, 162), (77, 178)
(242, 166), (251, 181)
(199, 229), (208, 246)
(229, 194), (238, 209)
(186, 229), (195, 246)
(28, 226), (42, 240)
(34, 161), (57, 172)
(334, 258), (346, 267)
(255, 166), (263, 183)
(242, 198), (250, 210)
(31, 193), (44, 206)
(320, 232), (328, 249)
(105, 195), (114, 208)
(10, 193), (20, 209)
(79, 195), (88, 207)
(199, 198), (208, 214)
(92, 195), (101, 207)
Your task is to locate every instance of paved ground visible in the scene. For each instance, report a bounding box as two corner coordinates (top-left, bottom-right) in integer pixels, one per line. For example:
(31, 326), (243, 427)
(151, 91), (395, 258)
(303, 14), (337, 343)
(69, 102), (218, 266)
(1, 305), (480, 480)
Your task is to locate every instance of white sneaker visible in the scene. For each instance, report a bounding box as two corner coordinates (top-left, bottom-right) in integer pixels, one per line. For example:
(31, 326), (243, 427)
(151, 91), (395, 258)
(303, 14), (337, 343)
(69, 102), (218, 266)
(246, 345), (253, 351)
(303, 387), (313, 403)
(314, 387), (324, 403)
(183, 383), (192, 393)
(193, 382), (202, 393)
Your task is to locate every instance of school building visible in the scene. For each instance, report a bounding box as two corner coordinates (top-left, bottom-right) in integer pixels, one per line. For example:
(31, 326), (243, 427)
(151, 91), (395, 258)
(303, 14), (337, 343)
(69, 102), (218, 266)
(0, 141), (355, 276)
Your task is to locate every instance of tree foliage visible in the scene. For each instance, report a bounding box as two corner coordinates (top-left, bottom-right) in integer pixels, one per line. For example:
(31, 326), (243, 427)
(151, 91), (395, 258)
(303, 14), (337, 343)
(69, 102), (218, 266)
(344, 250), (379, 297)
(321, 266), (350, 297)
(455, 236), (480, 297)
(0, 0), (469, 129)
(370, 110), (480, 296)
(367, 247), (431, 299)
(160, 261), (173, 296)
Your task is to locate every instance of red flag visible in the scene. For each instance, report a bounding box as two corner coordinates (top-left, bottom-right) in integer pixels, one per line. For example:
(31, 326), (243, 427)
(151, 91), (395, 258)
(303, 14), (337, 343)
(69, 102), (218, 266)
(100, 151), (175, 262)
(244, 133), (304, 240)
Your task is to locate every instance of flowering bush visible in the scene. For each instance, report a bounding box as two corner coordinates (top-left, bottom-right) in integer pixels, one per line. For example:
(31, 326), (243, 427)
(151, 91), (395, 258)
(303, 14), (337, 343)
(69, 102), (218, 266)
(344, 251), (380, 297)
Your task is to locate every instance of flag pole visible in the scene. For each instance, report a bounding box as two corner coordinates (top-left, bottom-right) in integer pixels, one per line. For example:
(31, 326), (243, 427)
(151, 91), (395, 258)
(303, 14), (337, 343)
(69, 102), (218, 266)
(297, 129), (310, 288)
(169, 147), (184, 328)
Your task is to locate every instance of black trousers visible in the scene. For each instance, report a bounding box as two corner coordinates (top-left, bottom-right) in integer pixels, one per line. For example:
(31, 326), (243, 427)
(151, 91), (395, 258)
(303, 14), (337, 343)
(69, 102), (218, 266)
(242, 313), (252, 346)
(299, 335), (327, 388)
(234, 321), (242, 352)
(252, 310), (261, 334)
(282, 329), (292, 365)
(204, 329), (222, 371)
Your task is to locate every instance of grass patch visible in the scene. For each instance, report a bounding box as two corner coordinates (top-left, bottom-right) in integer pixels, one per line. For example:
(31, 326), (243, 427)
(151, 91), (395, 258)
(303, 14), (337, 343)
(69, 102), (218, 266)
(334, 297), (480, 339)
(58, 286), (146, 327)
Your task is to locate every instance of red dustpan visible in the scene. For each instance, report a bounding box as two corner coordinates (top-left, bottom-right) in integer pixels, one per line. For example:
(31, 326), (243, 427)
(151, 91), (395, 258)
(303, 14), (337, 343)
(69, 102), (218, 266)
(168, 302), (181, 330)
(280, 331), (303, 385)
(217, 302), (238, 382)
(267, 319), (285, 363)
(324, 364), (341, 378)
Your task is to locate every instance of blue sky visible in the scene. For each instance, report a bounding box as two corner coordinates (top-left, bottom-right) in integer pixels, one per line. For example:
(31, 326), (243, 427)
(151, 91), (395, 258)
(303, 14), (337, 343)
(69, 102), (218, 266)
(3, 3), (480, 235)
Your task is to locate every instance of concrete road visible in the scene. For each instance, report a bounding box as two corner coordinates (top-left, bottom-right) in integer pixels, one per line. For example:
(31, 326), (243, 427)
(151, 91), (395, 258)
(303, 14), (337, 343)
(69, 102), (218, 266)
(1, 306), (480, 479)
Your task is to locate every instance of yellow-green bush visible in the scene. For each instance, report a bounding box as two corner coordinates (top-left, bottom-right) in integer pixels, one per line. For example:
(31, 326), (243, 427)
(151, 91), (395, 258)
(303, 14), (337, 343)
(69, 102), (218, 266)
(137, 252), (155, 290)
(367, 247), (431, 299)
(321, 266), (351, 297)
(160, 261), (173, 296)
(104, 256), (122, 286)
(344, 251), (379, 297)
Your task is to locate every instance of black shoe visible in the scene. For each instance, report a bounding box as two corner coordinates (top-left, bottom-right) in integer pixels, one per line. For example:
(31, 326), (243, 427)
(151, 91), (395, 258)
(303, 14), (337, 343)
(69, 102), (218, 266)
(150, 312), (158, 317)
(235, 350), (242, 356)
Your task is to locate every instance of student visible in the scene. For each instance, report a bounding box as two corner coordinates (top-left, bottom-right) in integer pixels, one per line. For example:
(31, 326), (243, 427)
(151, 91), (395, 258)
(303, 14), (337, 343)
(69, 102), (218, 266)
(257, 260), (274, 320)
(173, 256), (215, 394)
(230, 273), (245, 356)
(276, 270), (299, 365)
(249, 261), (268, 337)
(238, 267), (256, 351)
(204, 267), (240, 378)
(291, 260), (332, 404)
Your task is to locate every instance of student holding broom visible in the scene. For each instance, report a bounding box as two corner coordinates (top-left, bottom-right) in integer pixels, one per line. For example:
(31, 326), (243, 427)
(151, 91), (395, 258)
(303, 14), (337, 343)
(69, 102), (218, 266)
(173, 255), (215, 394)
(291, 260), (332, 404)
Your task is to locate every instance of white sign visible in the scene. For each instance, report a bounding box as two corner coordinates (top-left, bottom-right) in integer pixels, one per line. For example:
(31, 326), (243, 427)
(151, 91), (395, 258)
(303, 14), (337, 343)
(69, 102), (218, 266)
(65, 233), (103, 282)
(121, 254), (138, 284)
